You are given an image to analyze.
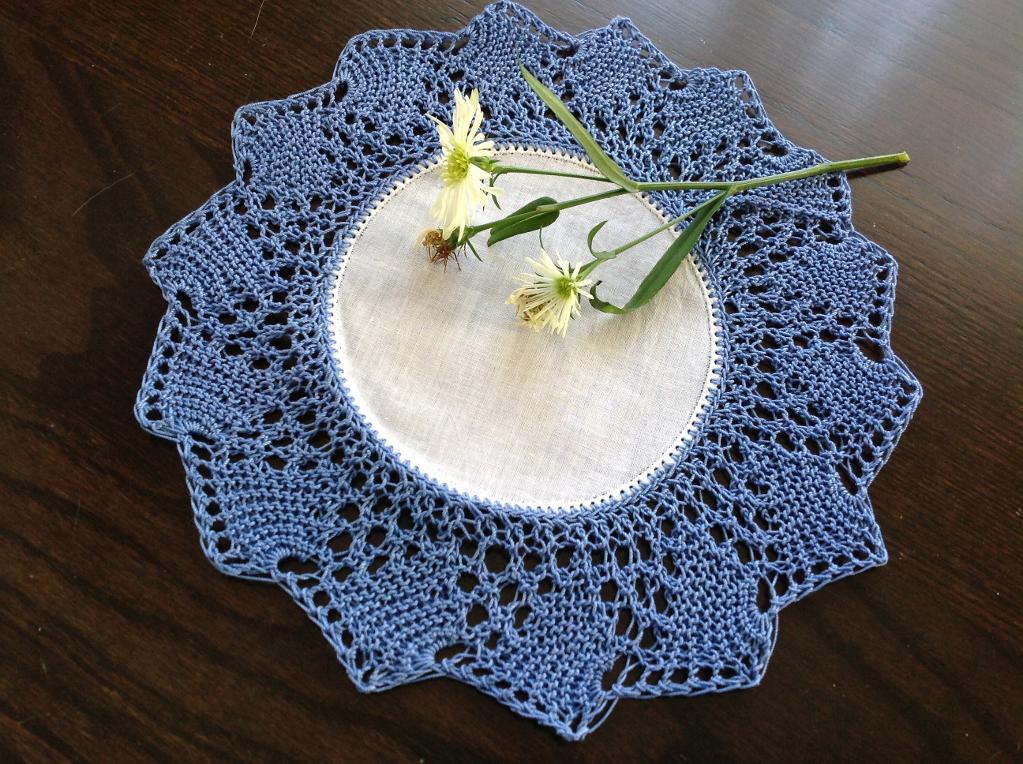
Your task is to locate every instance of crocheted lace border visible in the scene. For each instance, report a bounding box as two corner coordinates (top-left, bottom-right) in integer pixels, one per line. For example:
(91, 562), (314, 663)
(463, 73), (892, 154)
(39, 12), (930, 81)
(135, 1), (921, 740)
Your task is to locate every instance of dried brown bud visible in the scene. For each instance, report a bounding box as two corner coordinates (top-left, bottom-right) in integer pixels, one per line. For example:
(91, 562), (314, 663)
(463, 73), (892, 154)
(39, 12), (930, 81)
(420, 229), (461, 271)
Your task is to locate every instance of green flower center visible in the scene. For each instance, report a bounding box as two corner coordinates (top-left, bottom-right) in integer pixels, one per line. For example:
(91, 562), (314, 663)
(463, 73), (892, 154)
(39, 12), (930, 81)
(554, 276), (578, 300)
(443, 145), (471, 184)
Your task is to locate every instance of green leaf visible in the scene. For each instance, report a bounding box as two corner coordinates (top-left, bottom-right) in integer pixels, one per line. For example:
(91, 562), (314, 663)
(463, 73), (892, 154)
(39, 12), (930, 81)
(486, 196), (559, 246)
(585, 220), (618, 261)
(586, 220), (609, 256)
(590, 191), (730, 314)
(519, 62), (639, 192)
(588, 281), (625, 314)
(465, 237), (483, 262)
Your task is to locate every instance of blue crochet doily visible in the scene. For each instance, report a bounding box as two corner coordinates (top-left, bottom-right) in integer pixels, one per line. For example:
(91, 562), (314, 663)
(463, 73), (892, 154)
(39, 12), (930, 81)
(135, 1), (921, 740)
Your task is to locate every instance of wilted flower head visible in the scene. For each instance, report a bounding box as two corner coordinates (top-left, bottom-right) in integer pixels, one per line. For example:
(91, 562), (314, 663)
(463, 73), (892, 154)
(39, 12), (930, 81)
(507, 249), (593, 337)
(419, 228), (461, 270)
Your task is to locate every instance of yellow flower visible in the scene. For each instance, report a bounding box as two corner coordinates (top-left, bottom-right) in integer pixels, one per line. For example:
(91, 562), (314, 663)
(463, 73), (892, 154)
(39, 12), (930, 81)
(429, 89), (500, 240)
(507, 249), (594, 337)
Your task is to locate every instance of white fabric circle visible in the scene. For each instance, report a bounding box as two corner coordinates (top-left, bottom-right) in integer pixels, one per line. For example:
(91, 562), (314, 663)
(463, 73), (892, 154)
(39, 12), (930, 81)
(330, 148), (718, 511)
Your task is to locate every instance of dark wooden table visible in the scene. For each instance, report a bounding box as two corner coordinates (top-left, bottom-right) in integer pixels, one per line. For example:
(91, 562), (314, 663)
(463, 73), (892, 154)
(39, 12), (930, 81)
(2, 1), (1021, 761)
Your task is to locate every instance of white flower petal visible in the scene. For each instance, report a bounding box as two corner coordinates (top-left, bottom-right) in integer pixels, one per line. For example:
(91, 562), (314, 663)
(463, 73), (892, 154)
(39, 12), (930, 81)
(429, 88), (502, 238)
(507, 249), (592, 337)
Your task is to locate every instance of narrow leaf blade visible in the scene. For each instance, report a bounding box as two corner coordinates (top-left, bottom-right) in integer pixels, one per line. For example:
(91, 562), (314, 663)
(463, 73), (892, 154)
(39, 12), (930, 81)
(519, 62), (639, 192)
(486, 196), (560, 246)
(589, 282), (628, 314)
(589, 191), (730, 313)
(586, 220), (614, 259)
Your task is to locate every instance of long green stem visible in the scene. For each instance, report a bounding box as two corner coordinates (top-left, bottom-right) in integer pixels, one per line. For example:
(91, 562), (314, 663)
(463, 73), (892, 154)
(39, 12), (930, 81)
(533, 188), (626, 213)
(608, 194), (725, 256)
(489, 153), (908, 194)
(492, 164), (613, 183)
(636, 152), (909, 192)
(578, 190), (731, 278)
(463, 152), (908, 244)
(465, 188), (627, 236)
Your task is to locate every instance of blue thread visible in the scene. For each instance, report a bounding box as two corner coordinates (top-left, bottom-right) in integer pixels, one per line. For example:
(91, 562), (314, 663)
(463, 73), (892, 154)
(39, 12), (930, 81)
(135, 1), (921, 740)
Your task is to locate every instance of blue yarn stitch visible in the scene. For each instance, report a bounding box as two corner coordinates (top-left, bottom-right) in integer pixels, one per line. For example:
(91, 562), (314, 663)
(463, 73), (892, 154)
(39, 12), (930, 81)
(135, 1), (922, 740)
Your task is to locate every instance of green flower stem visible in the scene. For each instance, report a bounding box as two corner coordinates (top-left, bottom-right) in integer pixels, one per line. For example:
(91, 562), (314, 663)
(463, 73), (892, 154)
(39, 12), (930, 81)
(636, 152), (909, 193)
(465, 188), (627, 237)
(491, 164), (614, 183)
(486, 152), (908, 194)
(607, 193), (727, 257)
(577, 190), (733, 278)
(461, 152), (907, 245)
(533, 189), (626, 213)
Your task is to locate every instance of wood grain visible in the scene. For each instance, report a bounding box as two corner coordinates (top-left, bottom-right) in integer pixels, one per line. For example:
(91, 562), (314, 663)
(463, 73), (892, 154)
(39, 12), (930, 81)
(1, 1), (1020, 761)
